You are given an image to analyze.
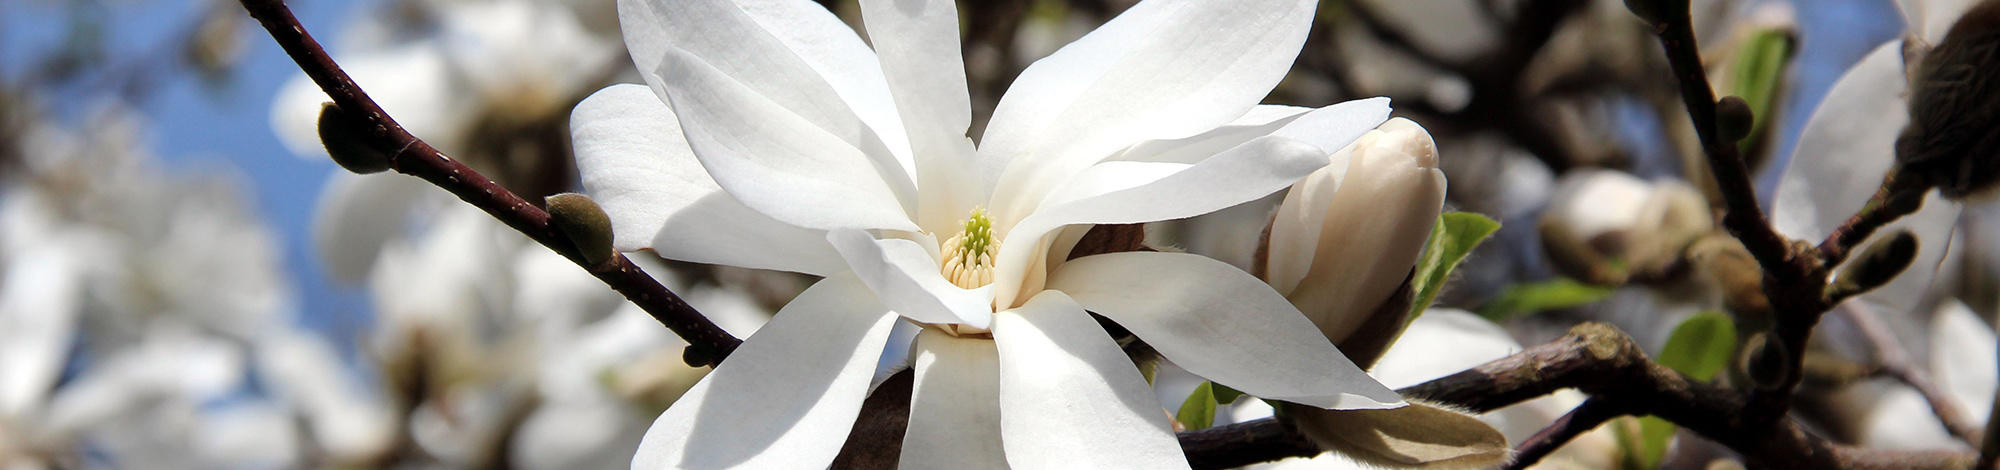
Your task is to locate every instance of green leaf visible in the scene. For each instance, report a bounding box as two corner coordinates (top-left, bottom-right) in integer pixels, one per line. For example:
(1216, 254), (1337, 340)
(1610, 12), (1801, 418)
(1726, 27), (1795, 154)
(1634, 312), (1739, 469)
(1176, 382), (1220, 430)
(1408, 212), (1502, 323)
(1476, 278), (1616, 321)
(1212, 383), (1243, 406)
(1657, 312), (1738, 382)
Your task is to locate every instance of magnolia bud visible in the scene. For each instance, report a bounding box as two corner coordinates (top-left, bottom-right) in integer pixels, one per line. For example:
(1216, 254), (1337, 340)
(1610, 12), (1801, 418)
(546, 192), (615, 267)
(1896, 0), (2000, 200)
(1825, 230), (1918, 303)
(317, 102), (392, 174)
(1716, 95), (1754, 143)
(1263, 118), (1446, 346)
(1540, 170), (1712, 284)
(1738, 332), (1790, 391)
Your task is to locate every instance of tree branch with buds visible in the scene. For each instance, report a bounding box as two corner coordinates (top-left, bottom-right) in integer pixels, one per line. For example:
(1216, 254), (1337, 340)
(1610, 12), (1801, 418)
(237, 0), (741, 366)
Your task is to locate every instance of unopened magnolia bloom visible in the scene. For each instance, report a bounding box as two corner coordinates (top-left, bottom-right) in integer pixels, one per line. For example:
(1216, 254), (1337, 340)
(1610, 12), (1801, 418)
(1263, 118), (1445, 345)
(576, 0), (1405, 467)
(1539, 169), (1711, 283)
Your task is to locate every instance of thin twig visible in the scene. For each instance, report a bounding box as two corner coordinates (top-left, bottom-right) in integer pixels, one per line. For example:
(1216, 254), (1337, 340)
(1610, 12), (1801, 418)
(1503, 397), (1625, 470)
(1817, 171), (1931, 266)
(236, 0), (741, 366)
(1843, 303), (1983, 444)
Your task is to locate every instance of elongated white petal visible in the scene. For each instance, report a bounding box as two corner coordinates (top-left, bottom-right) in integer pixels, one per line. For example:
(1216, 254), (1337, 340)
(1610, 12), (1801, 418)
(632, 275), (899, 469)
(1050, 252), (1403, 410)
(992, 291), (1189, 469)
(618, 0), (913, 164)
(982, 0), (1318, 227)
(827, 230), (994, 327)
(1112, 99), (1391, 164)
(992, 136), (1326, 308)
(572, 84), (845, 275)
(309, 172), (433, 283)
(1771, 42), (1958, 317)
(901, 329), (1006, 469)
(654, 49), (919, 232)
(1930, 301), (1997, 421)
(858, 0), (987, 232)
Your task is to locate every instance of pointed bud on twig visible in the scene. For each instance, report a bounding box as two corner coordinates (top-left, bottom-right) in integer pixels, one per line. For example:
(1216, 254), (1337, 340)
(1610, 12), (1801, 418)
(1896, 0), (2000, 200)
(546, 192), (615, 267)
(1739, 332), (1790, 391)
(1825, 230), (1918, 303)
(1715, 96), (1754, 143)
(316, 102), (391, 174)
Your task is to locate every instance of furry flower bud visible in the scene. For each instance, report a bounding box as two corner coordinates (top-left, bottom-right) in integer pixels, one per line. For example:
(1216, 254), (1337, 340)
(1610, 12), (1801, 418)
(1262, 118), (1446, 347)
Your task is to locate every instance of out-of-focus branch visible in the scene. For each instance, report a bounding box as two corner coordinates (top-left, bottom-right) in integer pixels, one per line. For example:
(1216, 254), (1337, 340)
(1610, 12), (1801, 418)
(1180, 324), (1975, 469)
(1842, 303), (1983, 444)
(236, 0), (741, 366)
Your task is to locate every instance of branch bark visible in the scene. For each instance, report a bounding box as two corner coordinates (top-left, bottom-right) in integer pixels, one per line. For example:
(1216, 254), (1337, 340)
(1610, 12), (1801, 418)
(236, 0), (741, 366)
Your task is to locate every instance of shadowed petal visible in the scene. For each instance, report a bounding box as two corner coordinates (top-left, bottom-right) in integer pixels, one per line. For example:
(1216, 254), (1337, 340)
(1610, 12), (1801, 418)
(992, 291), (1189, 469)
(1050, 252), (1402, 410)
(632, 275), (899, 469)
(900, 329), (1006, 469)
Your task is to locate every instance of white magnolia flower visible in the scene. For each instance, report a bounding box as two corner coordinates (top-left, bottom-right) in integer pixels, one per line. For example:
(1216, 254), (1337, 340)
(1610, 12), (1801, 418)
(1768, 0), (1979, 321)
(577, 0), (1405, 467)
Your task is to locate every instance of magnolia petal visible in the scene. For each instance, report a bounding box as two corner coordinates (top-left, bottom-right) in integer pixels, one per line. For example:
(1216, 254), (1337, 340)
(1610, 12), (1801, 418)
(618, 0), (913, 164)
(827, 230), (994, 327)
(654, 49), (919, 232)
(1050, 252), (1403, 410)
(571, 84), (845, 275)
(632, 275), (899, 469)
(992, 136), (1326, 308)
(309, 172), (433, 283)
(857, 0), (986, 232)
(1113, 99), (1392, 164)
(981, 0), (1318, 226)
(901, 329), (1006, 469)
(992, 291), (1189, 469)
(1930, 301), (1997, 420)
(0, 246), (82, 416)
(1265, 162), (1343, 295)
(1771, 42), (1958, 317)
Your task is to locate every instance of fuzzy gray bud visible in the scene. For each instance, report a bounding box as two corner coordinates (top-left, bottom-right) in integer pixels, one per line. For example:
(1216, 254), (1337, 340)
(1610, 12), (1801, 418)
(1826, 230), (1918, 302)
(1896, 0), (2000, 200)
(316, 102), (391, 174)
(546, 192), (615, 267)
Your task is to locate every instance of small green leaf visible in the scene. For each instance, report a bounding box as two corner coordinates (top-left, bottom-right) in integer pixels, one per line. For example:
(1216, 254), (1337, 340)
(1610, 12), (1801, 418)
(1408, 212), (1502, 323)
(1657, 312), (1738, 382)
(1176, 382), (1220, 430)
(1211, 383), (1244, 406)
(1634, 312), (1739, 469)
(1476, 278), (1615, 321)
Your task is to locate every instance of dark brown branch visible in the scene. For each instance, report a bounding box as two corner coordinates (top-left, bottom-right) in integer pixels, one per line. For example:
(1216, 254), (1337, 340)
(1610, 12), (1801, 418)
(1817, 170), (1931, 266)
(1644, 5), (1795, 283)
(236, 0), (740, 366)
(1183, 323), (1975, 469)
(1503, 397), (1625, 470)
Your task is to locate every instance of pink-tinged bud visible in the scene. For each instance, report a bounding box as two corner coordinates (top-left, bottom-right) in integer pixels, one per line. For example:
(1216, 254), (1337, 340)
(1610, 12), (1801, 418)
(1263, 118), (1446, 345)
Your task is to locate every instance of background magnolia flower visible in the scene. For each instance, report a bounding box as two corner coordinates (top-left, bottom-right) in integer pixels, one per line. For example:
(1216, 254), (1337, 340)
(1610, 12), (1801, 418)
(576, 0), (1412, 467)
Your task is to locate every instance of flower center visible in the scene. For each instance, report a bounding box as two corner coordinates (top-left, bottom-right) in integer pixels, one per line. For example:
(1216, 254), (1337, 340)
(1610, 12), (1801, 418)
(939, 207), (999, 289)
